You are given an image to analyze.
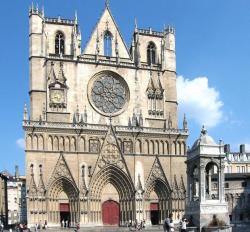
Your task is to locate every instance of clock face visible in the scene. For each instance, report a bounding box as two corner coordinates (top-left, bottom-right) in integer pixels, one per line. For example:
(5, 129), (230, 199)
(50, 90), (64, 104)
(88, 72), (129, 116)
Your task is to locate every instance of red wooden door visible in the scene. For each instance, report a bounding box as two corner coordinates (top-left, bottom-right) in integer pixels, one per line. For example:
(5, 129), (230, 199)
(102, 200), (120, 225)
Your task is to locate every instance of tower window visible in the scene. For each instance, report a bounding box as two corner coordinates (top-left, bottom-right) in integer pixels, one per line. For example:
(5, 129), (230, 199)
(104, 30), (112, 57)
(147, 42), (156, 65)
(55, 32), (65, 55)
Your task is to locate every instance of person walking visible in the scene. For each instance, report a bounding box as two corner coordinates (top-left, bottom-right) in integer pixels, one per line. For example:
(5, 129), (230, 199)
(163, 213), (174, 232)
(180, 217), (188, 232)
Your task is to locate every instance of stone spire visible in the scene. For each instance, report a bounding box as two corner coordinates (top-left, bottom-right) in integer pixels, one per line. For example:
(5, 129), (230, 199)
(42, 103), (46, 121)
(183, 113), (188, 130)
(139, 110), (143, 127)
(74, 10), (78, 24)
(137, 174), (143, 191)
(132, 112), (138, 127)
(29, 164), (37, 195)
(115, 31), (120, 64)
(81, 165), (88, 194)
(23, 104), (28, 121)
(168, 113), (172, 129)
(37, 164), (46, 195)
(96, 27), (100, 59)
(57, 62), (66, 84)
(48, 61), (56, 83)
(135, 32), (141, 67)
(76, 105), (80, 123)
(84, 106), (88, 123)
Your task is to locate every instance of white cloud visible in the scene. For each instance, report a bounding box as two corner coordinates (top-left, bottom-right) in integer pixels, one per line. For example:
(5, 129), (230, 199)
(16, 138), (25, 150)
(177, 76), (223, 128)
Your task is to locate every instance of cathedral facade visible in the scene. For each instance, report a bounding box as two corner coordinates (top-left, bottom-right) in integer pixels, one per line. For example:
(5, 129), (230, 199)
(24, 3), (188, 227)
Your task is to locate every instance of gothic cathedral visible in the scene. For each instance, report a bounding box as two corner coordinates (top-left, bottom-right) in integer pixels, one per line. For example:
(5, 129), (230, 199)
(23, 2), (188, 227)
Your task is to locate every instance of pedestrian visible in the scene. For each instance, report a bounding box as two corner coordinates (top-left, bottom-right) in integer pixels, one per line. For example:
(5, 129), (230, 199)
(44, 220), (48, 230)
(35, 223), (38, 232)
(180, 217), (188, 232)
(163, 213), (174, 232)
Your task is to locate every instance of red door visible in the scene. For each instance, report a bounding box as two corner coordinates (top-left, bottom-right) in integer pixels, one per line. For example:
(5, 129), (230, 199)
(102, 200), (120, 225)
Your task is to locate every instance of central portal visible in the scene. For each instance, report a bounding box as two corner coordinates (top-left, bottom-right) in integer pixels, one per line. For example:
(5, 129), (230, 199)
(60, 203), (70, 225)
(102, 200), (120, 225)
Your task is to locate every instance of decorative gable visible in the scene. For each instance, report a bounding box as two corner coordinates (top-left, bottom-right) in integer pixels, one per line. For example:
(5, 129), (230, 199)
(47, 153), (76, 187)
(84, 5), (130, 59)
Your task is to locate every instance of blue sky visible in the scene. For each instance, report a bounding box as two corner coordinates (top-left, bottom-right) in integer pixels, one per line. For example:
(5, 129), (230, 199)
(1, 0), (250, 174)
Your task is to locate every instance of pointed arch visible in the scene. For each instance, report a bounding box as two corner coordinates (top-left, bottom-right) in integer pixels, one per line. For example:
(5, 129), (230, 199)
(79, 137), (85, 152)
(135, 139), (142, 154)
(33, 135), (38, 150)
(26, 134), (32, 150)
(59, 136), (65, 151)
(53, 136), (59, 151)
(149, 140), (154, 155)
(104, 30), (113, 56)
(55, 31), (65, 54)
(172, 141), (176, 155)
(155, 140), (159, 155)
(70, 137), (76, 152)
(159, 141), (164, 155)
(89, 164), (135, 200)
(48, 136), (53, 151)
(147, 41), (156, 65)
(65, 136), (70, 152)
(145, 140), (149, 154)
(38, 135), (44, 150)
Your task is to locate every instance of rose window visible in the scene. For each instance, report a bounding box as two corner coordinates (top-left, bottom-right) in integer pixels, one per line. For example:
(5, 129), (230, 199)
(90, 74), (128, 115)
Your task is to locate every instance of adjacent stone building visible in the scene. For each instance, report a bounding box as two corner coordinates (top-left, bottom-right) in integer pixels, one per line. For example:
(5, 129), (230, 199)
(0, 172), (8, 227)
(222, 145), (250, 223)
(23, 2), (188, 227)
(7, 166), (27, 225)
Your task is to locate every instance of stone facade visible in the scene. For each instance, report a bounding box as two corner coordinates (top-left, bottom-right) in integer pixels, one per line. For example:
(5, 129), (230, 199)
(0, 173), (8, 227)
(211, 145), (250, 223)
(7, 166), (27, 225)
(24, 3), (188, 227)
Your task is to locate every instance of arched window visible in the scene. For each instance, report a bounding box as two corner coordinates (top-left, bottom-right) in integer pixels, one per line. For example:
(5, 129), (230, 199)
(147, 42), (156, 65)
(55, 32), (65, 54)
(104, 31), (112, 56)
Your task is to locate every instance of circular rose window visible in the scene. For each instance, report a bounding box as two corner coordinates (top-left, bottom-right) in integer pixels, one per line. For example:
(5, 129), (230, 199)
(88, 72), (129, 116)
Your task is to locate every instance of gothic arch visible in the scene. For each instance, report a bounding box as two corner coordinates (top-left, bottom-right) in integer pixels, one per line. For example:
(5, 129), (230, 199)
(135, 139), (142, 154)
(145, 140), (149, 154)
(165, 141), (169, 155)
(26, 134), (32, 150)
(48, 136), (53, 151)
(38, 135), (44, 150)
(33, 135), (38, 150)
(53, 136), (59, 151)
(155, 141), (159, 155)
(70, 137), (76, 152)
(65, 136), (70, 151)
(88, 165), (135, 225)
(172, 141), (176, 155)
(149, 140), (154, 154)
(59, 136), (65, 151)
(79, 137), (85, 152)
(159, 141), (164, 155)
(89, 165), (134, 200)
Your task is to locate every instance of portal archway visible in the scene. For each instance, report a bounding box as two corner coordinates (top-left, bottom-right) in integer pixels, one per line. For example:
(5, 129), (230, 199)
(145, 178), (171, 225)
(89, 165), (135, 226)
(47, 177), (79, 226)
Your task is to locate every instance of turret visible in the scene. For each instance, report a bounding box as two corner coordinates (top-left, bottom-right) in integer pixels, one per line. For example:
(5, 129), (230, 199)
(162, 25), (176, 71)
